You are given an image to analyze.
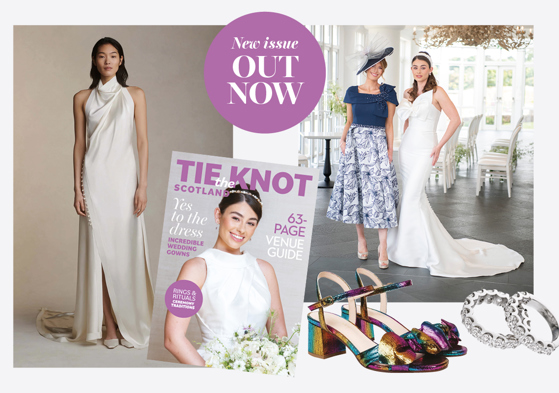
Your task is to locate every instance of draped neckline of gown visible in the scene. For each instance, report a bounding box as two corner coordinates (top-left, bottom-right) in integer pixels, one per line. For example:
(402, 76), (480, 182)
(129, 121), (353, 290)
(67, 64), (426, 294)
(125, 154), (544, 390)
(411, 90), (440, 113)
(97, 76), (122, 98)
(204, 248), (252, 268)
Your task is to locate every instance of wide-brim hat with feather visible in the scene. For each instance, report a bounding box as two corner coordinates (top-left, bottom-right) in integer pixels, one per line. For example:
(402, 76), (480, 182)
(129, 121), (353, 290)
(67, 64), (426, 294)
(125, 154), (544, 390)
(351, 34), (394, 75)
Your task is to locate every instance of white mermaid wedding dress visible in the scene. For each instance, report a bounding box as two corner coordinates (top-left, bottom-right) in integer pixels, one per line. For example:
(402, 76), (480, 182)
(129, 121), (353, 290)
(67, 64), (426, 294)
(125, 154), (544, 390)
(387, 90), (524, 277)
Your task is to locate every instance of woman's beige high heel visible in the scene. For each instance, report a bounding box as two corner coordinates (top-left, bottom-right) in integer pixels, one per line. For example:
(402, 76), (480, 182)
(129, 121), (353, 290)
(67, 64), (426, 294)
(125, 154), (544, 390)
(378, 246), (389, 269)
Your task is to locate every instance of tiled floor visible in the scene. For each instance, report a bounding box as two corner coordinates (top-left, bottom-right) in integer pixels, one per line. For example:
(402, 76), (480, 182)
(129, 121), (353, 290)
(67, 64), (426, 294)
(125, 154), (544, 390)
(304, 129), (534, 303)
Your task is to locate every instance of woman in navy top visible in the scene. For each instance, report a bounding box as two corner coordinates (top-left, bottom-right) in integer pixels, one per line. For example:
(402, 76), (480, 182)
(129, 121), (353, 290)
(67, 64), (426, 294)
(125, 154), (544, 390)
(326, 42), (399, 269)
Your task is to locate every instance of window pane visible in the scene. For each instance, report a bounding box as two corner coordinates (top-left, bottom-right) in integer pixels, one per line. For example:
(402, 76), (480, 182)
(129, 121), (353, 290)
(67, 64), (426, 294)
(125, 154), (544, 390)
(323, 48), (330, 88)
(524, 66), (534, 129)
(463, 66), (475, 106)
(314, 25), (322, 42)
(448, 47), (461, 61)
(332, 50), (338, 82)
(525, 47), (534, 62)
(463, 47), (476, 62)
(324, 25), (331, 45)
(502, 50), (516, 62)
(503, 69), (513, 87)
(487, 69), (496, 87)
(485, 48), (499, 61)
(332, 25), (339, 46)
(449, 66), (460, 90)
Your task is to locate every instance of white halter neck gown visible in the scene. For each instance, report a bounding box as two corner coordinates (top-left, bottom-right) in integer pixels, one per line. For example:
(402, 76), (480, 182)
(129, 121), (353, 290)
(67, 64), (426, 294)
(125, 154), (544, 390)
(387, 90), (524, 277)
(195, 248), (271, 358)
(37, 77), (154, 348)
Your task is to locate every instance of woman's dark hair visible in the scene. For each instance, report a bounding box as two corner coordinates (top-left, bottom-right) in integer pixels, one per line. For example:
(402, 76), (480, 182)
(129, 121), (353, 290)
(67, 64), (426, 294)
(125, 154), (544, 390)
(89, 37), (129, 89)
(409, 51), (438, 102)
(219, 184), (263, 222)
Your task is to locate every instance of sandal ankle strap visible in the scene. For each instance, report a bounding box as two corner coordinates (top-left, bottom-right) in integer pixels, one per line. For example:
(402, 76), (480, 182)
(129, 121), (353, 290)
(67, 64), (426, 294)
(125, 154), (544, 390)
(356, 268), (413, 320)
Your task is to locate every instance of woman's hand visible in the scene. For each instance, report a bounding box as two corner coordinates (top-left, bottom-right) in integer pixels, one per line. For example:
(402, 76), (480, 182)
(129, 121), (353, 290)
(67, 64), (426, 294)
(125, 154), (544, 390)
(134, 186), (147, 217)
(388, 149), (393, 163)
(340, 140), (346, 155)
(74, 191), (87, 217)
(430, 145), (442, 166)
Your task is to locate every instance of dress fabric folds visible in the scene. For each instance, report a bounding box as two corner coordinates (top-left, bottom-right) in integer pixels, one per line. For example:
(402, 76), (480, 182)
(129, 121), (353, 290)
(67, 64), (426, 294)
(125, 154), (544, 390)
(386, 89), (524, 277)
(195, 248), (271, 359)
(37, 77), (153, 348)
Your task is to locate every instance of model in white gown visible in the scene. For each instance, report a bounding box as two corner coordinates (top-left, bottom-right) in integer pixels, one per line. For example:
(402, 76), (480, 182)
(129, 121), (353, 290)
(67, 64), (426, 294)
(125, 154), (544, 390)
(37, 76), (154, 348)
(195, 248), (271, 359)
(387, 90), (524, 277)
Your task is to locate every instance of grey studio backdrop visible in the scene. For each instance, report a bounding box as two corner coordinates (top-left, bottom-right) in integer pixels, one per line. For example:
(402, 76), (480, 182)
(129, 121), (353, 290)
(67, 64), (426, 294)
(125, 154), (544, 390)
(13, 26), (233, 362)
(147, 152), (319, 364)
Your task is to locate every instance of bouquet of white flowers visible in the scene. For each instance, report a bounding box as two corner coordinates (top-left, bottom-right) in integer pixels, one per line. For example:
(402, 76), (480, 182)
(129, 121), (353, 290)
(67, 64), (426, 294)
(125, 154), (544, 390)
(203, 323), (300, 376)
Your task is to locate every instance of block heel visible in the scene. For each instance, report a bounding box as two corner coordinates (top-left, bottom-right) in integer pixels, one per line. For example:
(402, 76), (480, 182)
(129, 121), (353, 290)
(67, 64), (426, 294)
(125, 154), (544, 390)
(308, 320), (346, 359)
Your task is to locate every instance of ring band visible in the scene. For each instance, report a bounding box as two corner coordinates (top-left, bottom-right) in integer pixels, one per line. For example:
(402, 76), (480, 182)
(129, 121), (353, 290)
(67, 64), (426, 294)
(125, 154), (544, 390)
(506, 292), (558, 355)
(461, 289), (521, 349)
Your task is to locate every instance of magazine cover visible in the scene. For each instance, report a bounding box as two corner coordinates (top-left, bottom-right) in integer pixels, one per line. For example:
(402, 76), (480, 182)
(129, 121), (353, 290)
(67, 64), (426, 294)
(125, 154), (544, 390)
(147, 152), (319, 375)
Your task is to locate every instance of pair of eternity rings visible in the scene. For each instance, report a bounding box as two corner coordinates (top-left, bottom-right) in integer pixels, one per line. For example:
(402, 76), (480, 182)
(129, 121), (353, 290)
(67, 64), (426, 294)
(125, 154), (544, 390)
(461, 289), (558, 355)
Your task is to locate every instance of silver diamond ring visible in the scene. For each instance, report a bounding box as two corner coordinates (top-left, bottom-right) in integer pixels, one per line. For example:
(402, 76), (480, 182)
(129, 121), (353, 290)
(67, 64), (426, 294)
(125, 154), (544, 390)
(506, 292), (558, 355)
(461, 289), (521, 349)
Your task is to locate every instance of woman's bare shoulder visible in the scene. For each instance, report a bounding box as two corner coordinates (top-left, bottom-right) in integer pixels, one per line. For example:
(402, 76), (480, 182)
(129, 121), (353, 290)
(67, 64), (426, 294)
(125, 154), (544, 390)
(126, 86), (145, 99)
(256, 258), (276, 277)
(177, 257), (207, 283)
(74, 89), (92, 104)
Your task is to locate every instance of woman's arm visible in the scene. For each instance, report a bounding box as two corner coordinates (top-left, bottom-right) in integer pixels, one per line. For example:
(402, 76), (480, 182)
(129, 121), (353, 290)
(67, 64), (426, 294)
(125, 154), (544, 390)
(257, 259), (287, 338)
(128, 87), (149, 217)
(431, 87), (461, 165)
(164, 257), (207, 365)
(385, 102), (396, 163)
(402, 88), (411, 134)
(72, 90), (90, 217)
(340, 103), (353, 155)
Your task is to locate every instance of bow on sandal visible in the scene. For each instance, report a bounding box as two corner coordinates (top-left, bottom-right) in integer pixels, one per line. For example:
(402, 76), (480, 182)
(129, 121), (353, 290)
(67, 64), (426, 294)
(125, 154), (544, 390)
(340, 268), (467, 356)
(307, 272), (449, 372)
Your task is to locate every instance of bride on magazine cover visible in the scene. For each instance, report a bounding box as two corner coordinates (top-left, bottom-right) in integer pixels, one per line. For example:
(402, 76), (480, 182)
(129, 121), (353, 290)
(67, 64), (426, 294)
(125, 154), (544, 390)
(164, 184), (287, 366)
(37, 37), (154, 349)
(386, 51), (524, 277)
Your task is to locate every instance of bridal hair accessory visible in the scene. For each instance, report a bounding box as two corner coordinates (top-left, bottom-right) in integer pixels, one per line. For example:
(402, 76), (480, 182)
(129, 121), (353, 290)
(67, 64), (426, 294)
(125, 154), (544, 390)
(349, 33), (394, 75)
(461, 289), (558, 355)
(228, 189), (263, 207)
(413, 52), (433, 65)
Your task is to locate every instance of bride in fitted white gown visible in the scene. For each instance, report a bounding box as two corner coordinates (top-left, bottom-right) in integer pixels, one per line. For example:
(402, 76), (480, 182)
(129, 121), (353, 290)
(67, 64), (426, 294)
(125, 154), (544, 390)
(387, 52), (523, 277)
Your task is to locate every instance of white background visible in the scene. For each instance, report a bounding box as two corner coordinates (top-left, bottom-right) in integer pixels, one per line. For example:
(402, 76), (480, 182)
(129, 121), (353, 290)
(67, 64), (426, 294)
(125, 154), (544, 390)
(3, 0), (558, 391)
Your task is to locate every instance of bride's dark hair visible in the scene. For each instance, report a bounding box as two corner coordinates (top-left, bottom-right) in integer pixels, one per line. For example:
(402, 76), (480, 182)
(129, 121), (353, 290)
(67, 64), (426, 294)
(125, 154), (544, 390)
(219, 184), (263, 221)
(89, 37), (129, 89)
(409, 51), (437, 102)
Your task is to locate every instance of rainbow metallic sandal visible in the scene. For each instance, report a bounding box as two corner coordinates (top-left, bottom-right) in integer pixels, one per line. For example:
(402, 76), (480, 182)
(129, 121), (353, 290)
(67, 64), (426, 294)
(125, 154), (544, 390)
(307, 272), (448, 372)
(340, 268), (467, 357)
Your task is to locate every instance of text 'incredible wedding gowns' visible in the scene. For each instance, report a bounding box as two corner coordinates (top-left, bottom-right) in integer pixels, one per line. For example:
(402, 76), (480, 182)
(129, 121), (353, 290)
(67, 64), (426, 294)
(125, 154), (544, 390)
(37, 77), (154, 348)
(387, 90), (524, 278)
(195, 248), (271, 359)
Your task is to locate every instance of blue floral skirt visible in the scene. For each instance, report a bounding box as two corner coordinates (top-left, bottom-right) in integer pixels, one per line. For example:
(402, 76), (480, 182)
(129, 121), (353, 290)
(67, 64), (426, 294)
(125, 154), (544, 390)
(327, 124), (399, 229)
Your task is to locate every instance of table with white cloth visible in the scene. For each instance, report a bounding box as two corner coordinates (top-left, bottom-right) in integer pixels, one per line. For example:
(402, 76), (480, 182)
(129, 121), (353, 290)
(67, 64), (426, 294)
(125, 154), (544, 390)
(303, 132), (343, 188)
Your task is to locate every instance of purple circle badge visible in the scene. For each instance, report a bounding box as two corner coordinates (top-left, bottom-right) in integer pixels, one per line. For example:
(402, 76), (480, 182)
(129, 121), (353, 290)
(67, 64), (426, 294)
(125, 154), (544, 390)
(204, 12), (326, 134)
(165, 280), (203, 318)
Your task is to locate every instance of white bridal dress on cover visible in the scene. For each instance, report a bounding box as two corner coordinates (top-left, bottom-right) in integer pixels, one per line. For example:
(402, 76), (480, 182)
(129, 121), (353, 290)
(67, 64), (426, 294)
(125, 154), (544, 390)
(195, 248), (271, 359)
(37, 77), (154, 348)
(386, 90), (524, 277)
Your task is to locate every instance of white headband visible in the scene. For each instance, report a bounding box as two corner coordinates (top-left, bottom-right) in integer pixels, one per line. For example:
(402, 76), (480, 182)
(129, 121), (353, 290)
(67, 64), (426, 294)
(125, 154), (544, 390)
(413, 52), (432, 65)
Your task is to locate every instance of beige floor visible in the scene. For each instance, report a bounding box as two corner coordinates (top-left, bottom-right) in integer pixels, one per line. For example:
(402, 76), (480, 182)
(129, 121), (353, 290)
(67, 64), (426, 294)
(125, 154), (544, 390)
(14, 307), (187, 368)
